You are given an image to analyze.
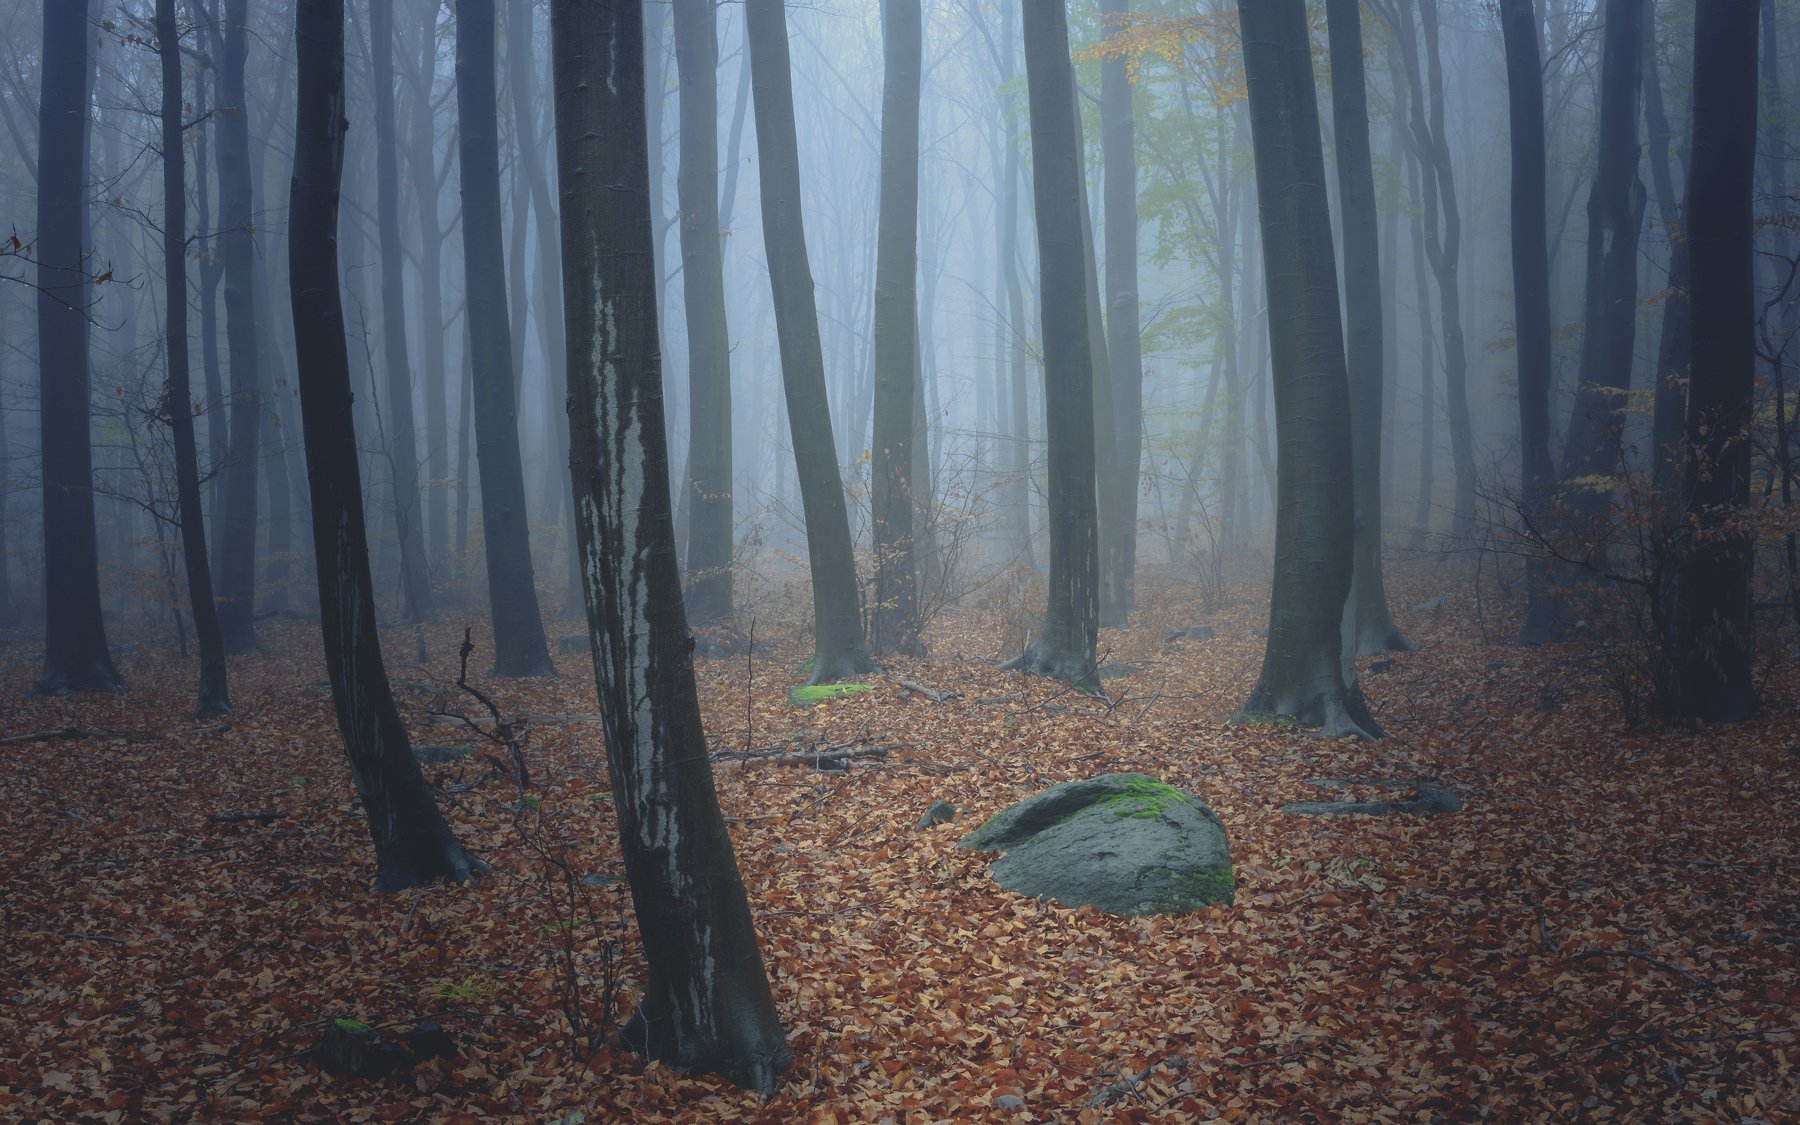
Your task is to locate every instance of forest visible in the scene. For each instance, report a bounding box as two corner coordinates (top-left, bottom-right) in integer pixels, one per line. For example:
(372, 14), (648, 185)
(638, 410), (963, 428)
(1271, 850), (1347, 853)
(1, 0), (1796, 1120)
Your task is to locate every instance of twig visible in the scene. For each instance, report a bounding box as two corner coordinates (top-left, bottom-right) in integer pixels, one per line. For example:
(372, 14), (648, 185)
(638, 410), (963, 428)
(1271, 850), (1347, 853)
(895, 678), (955, 703)
(0, 728), (107, 746)
(208, 811), (283, 825)
(1569, 948), (1719, 991)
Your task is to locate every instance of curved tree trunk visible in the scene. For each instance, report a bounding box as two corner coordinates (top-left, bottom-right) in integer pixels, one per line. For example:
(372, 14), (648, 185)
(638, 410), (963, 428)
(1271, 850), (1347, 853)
(549, 0), (789, 1092)
(743, 0), (875, 685)
(290, 0), (481, 891)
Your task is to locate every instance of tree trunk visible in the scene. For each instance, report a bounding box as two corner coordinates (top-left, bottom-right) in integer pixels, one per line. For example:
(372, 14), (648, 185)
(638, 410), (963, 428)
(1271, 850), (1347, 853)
(454, 0), (553, 676)
(372, 0), (433, 622)
(1645, 7), (1691, 515)
(408, 1), (451, 571)
(671, 0), (737, 631)
(1326, 0), (1408, 654)
(1500, 0), (1566, 646)
(743, 0), (874, 684)
(1003, 0), (1098, 688)
(998, 0), (1033, 570)
(1074, 86), (1124, 629)
(1100, 0), (1141, 617)
(549, 0), (789, 1092)
(1673, 0), (1759, 722)
(33, 0), (122, 695)
(158, 0), (232, 716)
(870, 0), (923, 657)
(290, 0), (482, 891)
(1236, 0), (1377, 738)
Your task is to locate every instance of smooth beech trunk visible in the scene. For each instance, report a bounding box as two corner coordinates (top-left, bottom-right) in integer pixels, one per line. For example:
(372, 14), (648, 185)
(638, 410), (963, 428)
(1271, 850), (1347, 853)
(1100, 0), (1142, 621)
(870, 0), (924, 656)
(289, 0), (481, 891)
(549, 0), (789, 1092)
(454, 0), (553, 676)
(1003, 0), (1098, 688)
(158, 0), (232, 716)
(1236, 0), (1377, 738)
(743, 0), (875, 684)
(34, 0), (121, 696)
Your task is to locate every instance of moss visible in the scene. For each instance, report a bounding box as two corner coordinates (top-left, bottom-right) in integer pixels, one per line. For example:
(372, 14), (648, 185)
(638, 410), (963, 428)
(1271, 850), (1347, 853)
(787, 682), (872, 705)
(1095, 776), (1188, 820)
(333, 1018), (373, 1034)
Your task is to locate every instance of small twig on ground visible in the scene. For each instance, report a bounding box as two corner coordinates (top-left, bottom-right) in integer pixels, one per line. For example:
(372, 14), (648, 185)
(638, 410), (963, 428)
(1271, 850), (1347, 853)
(1570, 948), (1720, 991)
(1, 728), (108, 746)
(895, 678), (956, 703)
(208, 811), (284, 825)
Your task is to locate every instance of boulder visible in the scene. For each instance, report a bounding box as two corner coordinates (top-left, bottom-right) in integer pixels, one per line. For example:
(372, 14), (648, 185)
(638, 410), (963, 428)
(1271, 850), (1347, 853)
(959, 773), (1233, 916)
(915, 800), (958, 829)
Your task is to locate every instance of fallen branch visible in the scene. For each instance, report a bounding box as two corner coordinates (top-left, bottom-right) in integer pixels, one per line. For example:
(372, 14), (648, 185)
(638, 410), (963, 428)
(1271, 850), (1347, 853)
(209, 811), (284, 826)
(1569, 949), (1720, 991)
(895, 679), (956, 704)
(0, 728), (107, 746)
(711, 741), (902, 769)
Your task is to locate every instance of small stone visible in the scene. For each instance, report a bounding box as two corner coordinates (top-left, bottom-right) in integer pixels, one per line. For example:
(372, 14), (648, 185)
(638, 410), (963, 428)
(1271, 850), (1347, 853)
(1368, 658), (1395, 674)
(1186, 624), (1217, 640)
(1413, 595), (1447, 613)
(580, 872), (624, 888)
(559, 634), (591, 655)
(413, 744), (475, 765)
(995, 1094), (1026, 1111)
(915, 800), (959, 829)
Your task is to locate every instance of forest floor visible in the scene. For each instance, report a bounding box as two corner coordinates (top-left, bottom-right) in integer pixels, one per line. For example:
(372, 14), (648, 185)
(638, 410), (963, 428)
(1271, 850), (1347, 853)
(2, 561), (1797, 1123)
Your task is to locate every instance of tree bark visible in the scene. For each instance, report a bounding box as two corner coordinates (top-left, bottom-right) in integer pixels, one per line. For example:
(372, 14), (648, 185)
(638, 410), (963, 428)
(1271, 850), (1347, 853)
(1644, 5), (1691, 515)
(33, 0), (122, 695)
(407, 1), (452, 571)
(1236, 0), (1376, 738)
(549, 0), (789, 1092)
(743, 0), (875, 684)
(158, 0), (232, 716)
(1100, 0), (1141, 619)
(454, 0), (553, 676)
(1074, 84), (1124, 629)
(290, 0), (482, 891)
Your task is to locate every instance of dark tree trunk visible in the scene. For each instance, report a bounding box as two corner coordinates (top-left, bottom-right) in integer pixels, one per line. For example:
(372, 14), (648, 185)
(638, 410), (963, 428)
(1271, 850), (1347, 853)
(1644, 12), (1691, 514)
(870, 0), (923, 657)
(1500, 0), (1566, 646)
(454, 0), (553, 676)
(1100, 0), (1141, 619)
(672, 0), (736, 629)
(1325, 0), (1408, 655)
(372, 0), (433, 622)
(1236, 0), (1376, 738)
(548, 0), (789, 1092)
(190, 7), (227, 528)
(1003, 0), (1098, 688)
(33, 0), (121, 695)
(1673, 0), (1759, 722)
(743, 0), (875, 684)
(215, 0), (263, 654)
(289, 0), (481, 891)
(158, 0), (232, 717)
(1558, 0), (1647, 538)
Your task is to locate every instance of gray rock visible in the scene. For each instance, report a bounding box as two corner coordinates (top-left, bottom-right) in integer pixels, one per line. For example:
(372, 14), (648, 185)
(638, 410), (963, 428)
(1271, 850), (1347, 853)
(1413, 595), (1447, 613)
(959, 773), (1234, 916)
(413, 744), (475, 765)
(916, 800), (959, 829)
(558, 634), (591, 655)
(994, 1094), (1026, 1111)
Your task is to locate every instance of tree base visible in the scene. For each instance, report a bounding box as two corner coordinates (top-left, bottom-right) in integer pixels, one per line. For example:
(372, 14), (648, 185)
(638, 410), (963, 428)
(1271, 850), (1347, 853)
(619, 998), (791, 1096)
(1236, 681), (1381, 740)
(373, 845), (489, 894)
(33, 656), (125, 696)
(1000, 644), (1099, 693)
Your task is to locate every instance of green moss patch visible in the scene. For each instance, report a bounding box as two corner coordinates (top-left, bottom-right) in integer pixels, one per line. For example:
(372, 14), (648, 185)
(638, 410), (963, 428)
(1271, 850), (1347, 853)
(788, 682), (872, 706)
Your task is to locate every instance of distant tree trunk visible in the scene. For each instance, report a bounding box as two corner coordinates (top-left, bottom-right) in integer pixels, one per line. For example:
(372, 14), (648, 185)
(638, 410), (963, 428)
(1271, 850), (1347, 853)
(290, 0), (481, 890)
(1558, 0), (1647, 539)
(1074, 87), (1124, 629)
(1101, 0), (1141, 619)
(33, 0), (121, 695)
(1673, 0), (1759, 722)
(549, 0), (789, 1092)
(1326, 0), (1408, 655)
(1645, 7), (1691, 517)
(1404, 142), (1437, 549)
(190, 15), (227, 526)
(158, 0), (232, 716)
(214, 0), (262, 653)
(1236, 0), (1376, 738)
(454, 0), (554, 676)
(372, 0), (432, 622)
(743, 0), (875, 684)
(998, 0), (1033, 570)
(870, 0), (922, 657)
(408, 0), (451, 571)
(1003, 0), (1097, 687)
(1500, 0), (1566, 646)
(671, 0), (736, 630)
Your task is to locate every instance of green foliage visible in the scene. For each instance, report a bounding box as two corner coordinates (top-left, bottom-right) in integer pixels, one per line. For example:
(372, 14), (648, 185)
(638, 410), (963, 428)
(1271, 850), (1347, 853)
(431, 975), (493, 1003)
(787, 682), (873, 706)
(333, 1018), (373, 1034)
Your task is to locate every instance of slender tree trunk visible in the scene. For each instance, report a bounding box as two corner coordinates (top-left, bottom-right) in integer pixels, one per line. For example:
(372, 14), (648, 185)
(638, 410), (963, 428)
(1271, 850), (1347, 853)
(998, 0), (1033, 570)
(34, 0), (121, 695)
(290, 0), (481, 891)
(1645, 4), (1691, 514)
(372, 0), (433, 622)
(1101, 0), (1142, 618)
(1236, 0), (1377, 737)
(1003, 0), (1097, 687)
(158, 0), (232, 716)
(1074, 87), (1125, 629)
(1405, 146), (1438, 550)
(1674, 0), (1759, 722)
(670, 0), (736, 631)
(549, 0), (789, 1091)
(190, 9), (227, 528)
(409, 1), (451, 572)
(870, 0), (923, 656)
(1326, 0), (1408, 654)
(744, 0), (874, 684)
(454, 0), (554, 676)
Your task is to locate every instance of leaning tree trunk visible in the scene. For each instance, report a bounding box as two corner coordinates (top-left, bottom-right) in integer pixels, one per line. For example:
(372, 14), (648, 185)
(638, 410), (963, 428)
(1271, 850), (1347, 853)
(1002, 0), (1098, 688)
(1673, 0), (1759, 723)
(214, 0), (262, 654)
(743, 0), (875, 685)
(453, 0), (553, 676)
(671, 0), (735, 630)
(33, 0), (122, 695)
(1326, 0), (1409, 655)
(549, 0), (789, 1093)
(1100, 0), (1142, 623)
(158, 0), (231, 716)
(372, 0), (432, 622)
(1499, 0), (1566, 646)
(289, 0), (481, 891)
(869, 0), (923, 657)
(1236, 0), (1377, 738)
